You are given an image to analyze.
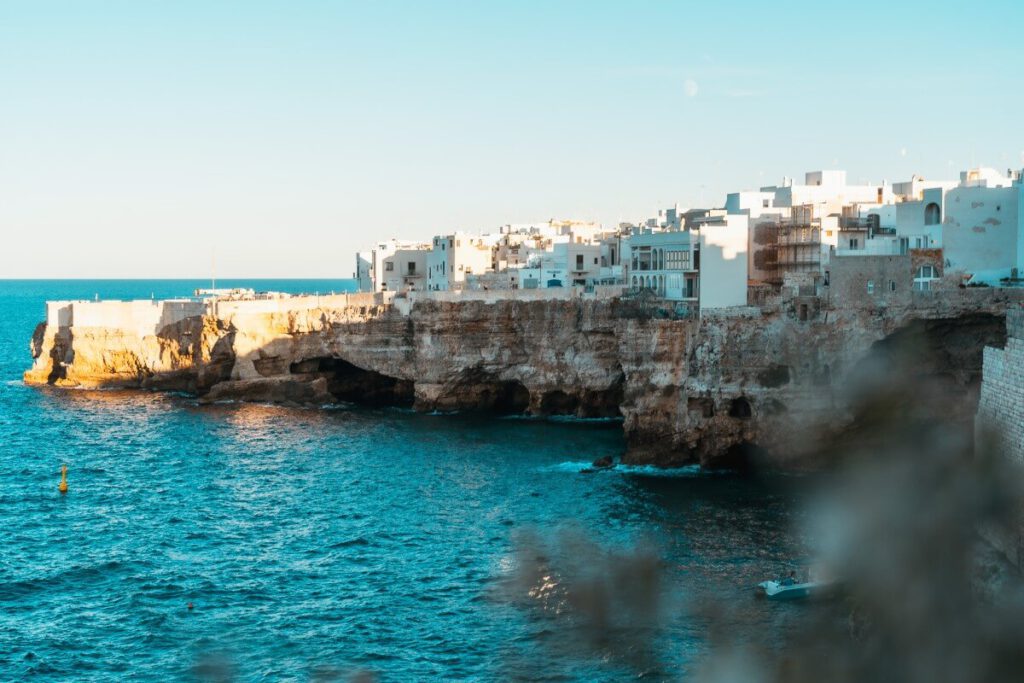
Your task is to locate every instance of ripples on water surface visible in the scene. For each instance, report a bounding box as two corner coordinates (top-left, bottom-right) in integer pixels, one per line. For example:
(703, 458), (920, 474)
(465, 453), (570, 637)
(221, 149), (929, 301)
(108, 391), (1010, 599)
(0, 281), (811, 681)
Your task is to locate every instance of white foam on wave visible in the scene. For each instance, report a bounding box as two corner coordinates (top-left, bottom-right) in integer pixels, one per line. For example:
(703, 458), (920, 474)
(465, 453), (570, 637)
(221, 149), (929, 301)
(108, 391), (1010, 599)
(538, 461), (712, 477)
(4, 380), (25, 387)
(499, 414), (623, 424)
(546, 415), (624, 424)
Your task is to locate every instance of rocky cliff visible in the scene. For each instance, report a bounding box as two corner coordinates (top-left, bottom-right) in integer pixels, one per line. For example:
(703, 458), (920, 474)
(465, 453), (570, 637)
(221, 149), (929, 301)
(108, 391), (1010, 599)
(26, 290), (1024, 468)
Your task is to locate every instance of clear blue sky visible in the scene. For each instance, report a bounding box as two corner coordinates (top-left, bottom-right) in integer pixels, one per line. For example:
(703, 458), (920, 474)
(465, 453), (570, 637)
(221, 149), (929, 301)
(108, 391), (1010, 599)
(2, 1), (1022, 278)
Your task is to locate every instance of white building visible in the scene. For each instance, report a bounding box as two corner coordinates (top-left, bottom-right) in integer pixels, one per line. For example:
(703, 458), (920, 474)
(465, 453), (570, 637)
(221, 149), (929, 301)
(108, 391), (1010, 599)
(355, 251), (373, 291)
(360, 239), (430, 293)
(381, 248), (429, 292)
(426, 233), (496, 291)
(691, 214), (750, 310)
(846, 166), (1024, 284)
(554, 241), (602, 286)
(942, 168), (1024, 283)
(624, 229), (699, 302)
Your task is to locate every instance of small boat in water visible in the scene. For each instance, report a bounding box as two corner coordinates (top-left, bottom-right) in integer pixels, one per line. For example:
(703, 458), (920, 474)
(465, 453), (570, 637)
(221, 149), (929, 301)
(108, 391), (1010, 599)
(757, 568), (839, 601)
(758, 579), (823, 601)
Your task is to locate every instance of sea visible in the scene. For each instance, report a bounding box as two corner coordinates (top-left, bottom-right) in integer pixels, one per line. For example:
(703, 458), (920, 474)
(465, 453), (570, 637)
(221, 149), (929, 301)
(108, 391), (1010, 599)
(0, 280), (812, 681)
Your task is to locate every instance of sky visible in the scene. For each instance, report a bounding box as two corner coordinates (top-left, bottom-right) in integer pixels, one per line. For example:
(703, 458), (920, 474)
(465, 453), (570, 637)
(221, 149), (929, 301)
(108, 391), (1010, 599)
(2, 1), (1023, 278)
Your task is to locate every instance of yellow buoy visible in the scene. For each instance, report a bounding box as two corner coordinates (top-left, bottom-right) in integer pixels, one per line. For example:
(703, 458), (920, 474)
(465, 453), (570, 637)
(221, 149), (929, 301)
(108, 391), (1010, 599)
(58, 464), (68, 494)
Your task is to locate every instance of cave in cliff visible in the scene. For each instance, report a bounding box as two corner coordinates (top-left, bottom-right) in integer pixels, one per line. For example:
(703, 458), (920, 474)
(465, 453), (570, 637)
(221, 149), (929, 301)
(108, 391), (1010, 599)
(867, 313), (1006, 386)
(837, 312), (1007, 451)
(436, 366), (532, 414)
(536, 375), (624, 419)
(290, 357), (414, 408)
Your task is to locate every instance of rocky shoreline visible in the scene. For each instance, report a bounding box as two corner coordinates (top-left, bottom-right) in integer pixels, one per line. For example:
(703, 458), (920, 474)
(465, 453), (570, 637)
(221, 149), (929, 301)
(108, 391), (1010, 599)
(25, 290), (1023, 468)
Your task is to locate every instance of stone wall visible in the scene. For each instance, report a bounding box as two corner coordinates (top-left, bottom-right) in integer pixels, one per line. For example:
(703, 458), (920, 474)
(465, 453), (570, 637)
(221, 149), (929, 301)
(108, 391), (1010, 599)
(52, 299), (206, 337)
(978, 306), (1024, 462)
(976, 306), (1024, 568)
(827, 254), (913, 309)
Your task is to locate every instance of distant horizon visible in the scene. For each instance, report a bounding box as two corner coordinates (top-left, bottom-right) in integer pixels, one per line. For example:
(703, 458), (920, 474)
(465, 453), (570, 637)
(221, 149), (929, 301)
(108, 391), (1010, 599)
(3, 1), (1022, 278)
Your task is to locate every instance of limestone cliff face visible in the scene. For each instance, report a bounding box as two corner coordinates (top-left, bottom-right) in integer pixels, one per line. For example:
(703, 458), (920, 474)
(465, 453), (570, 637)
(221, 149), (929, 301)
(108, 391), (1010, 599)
(25, 291), (1021, 468)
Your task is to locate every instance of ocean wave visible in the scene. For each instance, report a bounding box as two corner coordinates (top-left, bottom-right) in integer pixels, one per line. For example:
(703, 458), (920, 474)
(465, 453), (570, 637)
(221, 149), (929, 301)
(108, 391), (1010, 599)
(538, 461), (720, 477)
(499, 413), (623, 423)
(0, 560), (137, 600)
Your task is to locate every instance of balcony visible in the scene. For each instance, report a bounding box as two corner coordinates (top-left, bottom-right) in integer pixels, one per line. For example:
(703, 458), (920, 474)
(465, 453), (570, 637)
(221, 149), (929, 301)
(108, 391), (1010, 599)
(776, 232), (821, 247)
(774, 257), (822, 267)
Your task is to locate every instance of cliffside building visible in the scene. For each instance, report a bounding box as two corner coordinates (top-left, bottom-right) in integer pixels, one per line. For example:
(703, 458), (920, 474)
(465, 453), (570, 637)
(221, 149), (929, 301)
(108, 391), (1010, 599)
(625, 229), (699, 303)
(838, 167), (1024, 286)
(426, 233), (496, 291)
(623, 214), (748, 310)
(360, 239), (431, 293)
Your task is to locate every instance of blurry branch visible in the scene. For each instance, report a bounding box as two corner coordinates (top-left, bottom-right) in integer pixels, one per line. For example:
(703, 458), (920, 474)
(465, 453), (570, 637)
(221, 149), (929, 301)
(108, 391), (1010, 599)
(495, 526), (669, 677)
(499, 333), (1024, 683)
(697, 345), (1024, 683)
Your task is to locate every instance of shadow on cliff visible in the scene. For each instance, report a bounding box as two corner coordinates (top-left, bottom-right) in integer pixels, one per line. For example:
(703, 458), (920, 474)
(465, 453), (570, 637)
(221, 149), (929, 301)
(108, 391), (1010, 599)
(678, 311), (1009, 472)
(822, 312), (1006, 461)
(289, 356), (415, 407)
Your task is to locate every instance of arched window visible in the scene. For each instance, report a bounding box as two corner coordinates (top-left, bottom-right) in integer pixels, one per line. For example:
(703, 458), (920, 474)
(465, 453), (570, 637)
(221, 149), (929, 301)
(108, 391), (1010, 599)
(924, 202), (941, 226)
(631, 276), (638, 290)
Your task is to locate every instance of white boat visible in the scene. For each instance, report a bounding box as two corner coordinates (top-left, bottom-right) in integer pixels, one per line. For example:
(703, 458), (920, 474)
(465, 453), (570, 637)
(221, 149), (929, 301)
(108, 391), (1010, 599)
(757, 578), (838, 601)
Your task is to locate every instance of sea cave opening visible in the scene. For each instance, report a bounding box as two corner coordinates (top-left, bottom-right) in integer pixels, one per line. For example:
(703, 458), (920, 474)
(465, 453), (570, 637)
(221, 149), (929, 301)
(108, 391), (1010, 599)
(289, 356), (415, 407)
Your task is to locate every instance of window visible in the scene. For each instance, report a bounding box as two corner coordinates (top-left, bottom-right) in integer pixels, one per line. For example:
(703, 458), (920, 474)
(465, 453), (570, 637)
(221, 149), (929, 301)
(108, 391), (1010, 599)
(924, 203), (941, 226)
(849, 238), (859, 249)
(593, 257), (598, 265)
(826, 230), (833, 237)
(763, 199), (770, 208)
(889, 280), (896, 292)
(914, 265), (937, 291)
(899, 237), (909, 255)
(408, 262), (416, 275)
(576, 254), (584, 270)
(866, 280), (875, 294)
(665, 250), (691, 270)
(385, 262), (394, 271)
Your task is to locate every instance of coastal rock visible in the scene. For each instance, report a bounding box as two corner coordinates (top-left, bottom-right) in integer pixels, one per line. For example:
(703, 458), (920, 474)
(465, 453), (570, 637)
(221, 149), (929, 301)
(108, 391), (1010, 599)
(24, 290), (1023, 469)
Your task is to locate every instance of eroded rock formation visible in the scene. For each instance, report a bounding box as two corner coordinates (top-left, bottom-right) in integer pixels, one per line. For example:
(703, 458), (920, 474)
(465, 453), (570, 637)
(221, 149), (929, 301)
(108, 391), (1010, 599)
(25, 291), (1023, 468)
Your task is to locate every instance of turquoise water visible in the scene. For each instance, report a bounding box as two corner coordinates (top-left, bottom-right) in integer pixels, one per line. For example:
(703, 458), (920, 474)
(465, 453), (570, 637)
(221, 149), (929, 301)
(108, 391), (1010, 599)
(0, 280), (808, 681)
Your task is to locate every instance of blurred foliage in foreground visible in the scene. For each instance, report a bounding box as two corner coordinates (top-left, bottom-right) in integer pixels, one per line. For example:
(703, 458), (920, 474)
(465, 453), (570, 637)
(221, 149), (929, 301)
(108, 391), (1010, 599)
(500, 366), (1024, 682)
